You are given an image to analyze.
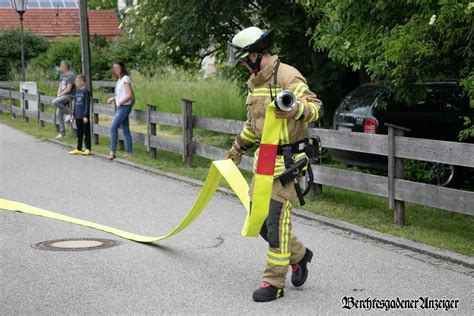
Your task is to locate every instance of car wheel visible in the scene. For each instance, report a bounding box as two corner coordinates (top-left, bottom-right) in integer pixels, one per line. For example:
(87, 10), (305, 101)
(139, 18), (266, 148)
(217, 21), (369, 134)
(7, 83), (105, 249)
(428, 163), (464, 188)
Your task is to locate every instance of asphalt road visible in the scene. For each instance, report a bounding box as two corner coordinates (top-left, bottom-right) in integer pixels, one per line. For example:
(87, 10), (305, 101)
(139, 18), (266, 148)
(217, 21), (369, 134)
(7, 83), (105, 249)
(1, 124), (473, 315)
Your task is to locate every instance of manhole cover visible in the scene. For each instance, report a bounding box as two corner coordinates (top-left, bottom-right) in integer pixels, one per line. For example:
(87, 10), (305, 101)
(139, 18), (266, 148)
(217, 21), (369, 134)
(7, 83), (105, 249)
(32, 238), (121, 251)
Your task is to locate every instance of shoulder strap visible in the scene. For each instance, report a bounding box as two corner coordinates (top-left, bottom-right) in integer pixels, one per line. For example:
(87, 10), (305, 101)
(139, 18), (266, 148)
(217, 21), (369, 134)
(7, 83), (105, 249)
(273, 60), (280, 85)
(269, 60), (281, 102)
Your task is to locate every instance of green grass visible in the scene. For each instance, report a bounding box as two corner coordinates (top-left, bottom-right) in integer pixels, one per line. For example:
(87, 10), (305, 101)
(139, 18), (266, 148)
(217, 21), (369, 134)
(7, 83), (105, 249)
(132, 71), (247, 120)
(1, 113), (473, 257)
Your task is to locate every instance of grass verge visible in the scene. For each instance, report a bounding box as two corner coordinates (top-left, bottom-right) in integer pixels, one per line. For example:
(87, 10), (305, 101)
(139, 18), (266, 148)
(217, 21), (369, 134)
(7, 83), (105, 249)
(1, 113), (473, 256)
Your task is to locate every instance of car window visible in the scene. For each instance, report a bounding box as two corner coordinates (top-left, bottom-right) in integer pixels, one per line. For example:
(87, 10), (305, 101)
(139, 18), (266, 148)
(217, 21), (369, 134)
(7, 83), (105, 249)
(388, 87), (440, 113)
(373, 92), (389, 111)
(337, 86), (385, 115)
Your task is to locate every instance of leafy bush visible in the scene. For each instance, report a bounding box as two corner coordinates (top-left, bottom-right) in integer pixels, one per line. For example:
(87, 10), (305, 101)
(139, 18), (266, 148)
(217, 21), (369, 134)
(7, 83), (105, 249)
(105, 36), (168, 78)
(404, 160), (436, 184)
(87, 0), (116, 9)
(0, 30), (49, 80)
(30, 38), (82, 79)
(31, 36), (115, 80)
(90, 36), (114, 80)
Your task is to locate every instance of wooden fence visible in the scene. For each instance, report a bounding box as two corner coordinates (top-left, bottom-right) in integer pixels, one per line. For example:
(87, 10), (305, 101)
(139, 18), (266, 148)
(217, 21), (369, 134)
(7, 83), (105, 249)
(0, 80), (115, 89)
(0, 87), (473, 225)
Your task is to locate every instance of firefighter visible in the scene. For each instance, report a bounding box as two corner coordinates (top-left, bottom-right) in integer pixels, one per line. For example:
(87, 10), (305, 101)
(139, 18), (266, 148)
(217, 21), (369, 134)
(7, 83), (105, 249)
(226, 26), (322, 302)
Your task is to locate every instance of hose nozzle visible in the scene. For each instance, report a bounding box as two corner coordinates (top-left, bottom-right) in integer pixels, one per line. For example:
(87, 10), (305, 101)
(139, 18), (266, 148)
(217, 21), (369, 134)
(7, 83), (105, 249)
(275, 90), (296, 112)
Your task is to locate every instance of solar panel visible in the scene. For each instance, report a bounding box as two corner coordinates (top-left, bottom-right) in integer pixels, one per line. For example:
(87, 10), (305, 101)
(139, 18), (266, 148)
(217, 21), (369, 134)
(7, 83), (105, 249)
(51, 1), (65, 8)
(0, 0), (80, 9)
(0, 0), (12, 8)
(39, 0), (51, 8)
(64, 1), (77, 8)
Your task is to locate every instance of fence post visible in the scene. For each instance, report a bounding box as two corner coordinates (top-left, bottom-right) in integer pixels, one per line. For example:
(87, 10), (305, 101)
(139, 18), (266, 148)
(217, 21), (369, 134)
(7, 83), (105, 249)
(93, 98), (99, 145)
(69, 96), (76, 137)
(9, 88), (16, 119)
(37, 92), (42, 124)
(21, 91), (27, 122)
(147, 104), (157, 159)
(310, 131), (323, 195)
(54, 99), (59, 132)
(90, 96), (94, 146)
(181, 98), (194, 167)
(386, 123), (410, 226)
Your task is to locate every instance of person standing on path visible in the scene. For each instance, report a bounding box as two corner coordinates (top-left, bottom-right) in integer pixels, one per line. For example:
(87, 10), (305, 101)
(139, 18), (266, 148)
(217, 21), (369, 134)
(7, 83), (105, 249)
(225, 27), (322, 302)
(107, 61), (134, 160)
(52, 60), (75, 139)
(69, 75), (91, 156)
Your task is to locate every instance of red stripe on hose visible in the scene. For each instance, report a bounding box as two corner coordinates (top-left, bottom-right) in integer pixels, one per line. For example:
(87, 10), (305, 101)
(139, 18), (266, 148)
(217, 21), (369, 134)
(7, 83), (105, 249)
(256, 144), (278, 175)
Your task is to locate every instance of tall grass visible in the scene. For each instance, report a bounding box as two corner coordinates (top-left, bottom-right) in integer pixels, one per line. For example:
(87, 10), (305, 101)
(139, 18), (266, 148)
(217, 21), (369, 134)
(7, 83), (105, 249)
(131, 71), (247, 120)
(9, 66), (57, 95)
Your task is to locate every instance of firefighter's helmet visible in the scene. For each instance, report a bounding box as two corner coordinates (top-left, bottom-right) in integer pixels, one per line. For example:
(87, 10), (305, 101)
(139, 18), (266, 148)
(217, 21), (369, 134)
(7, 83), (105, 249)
(226, 26), (272, 69)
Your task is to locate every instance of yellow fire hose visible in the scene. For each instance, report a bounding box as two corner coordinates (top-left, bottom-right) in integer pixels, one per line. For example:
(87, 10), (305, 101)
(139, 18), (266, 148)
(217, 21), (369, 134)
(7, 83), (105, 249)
(0, 104), (282, 242)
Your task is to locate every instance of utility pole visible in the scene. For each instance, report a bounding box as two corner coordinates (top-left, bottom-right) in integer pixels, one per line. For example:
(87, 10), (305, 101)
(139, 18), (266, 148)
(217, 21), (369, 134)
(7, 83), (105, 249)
(19, 13), (25, 82)
(78, 0), (94, 137)
(78, 0), (92, 92)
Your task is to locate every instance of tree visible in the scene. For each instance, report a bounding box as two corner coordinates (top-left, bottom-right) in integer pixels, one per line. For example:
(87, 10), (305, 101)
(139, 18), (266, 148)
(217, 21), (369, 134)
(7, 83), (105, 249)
(87, 0), (116, 9)
(305, 0), (474, 104)
(0, 30), (49, 80)
(122, 0), (359, 126)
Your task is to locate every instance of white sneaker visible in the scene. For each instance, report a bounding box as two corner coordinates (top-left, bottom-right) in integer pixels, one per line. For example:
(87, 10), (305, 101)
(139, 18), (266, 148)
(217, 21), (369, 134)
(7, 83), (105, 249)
(64, 115), (71, 122)
(54, 134), (64, 139)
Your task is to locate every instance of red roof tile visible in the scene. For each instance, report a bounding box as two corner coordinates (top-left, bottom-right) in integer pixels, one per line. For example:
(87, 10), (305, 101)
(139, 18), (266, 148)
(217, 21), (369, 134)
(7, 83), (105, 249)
(0, 9), (121, 39)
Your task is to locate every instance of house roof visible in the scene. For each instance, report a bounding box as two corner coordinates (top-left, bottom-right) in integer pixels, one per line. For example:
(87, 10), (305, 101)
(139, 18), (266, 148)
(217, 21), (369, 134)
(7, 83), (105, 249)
(0, 9), (121, 39)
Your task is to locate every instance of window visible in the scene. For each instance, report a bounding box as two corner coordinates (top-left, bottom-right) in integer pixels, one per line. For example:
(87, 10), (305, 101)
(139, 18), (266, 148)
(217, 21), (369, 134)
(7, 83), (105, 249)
(337, 86), (386, 115)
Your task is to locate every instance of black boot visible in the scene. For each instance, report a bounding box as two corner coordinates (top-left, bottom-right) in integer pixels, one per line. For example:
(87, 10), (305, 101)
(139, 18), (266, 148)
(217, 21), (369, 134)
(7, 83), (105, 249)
(291, 248), (313, 287)
(252, 282), (284, 302)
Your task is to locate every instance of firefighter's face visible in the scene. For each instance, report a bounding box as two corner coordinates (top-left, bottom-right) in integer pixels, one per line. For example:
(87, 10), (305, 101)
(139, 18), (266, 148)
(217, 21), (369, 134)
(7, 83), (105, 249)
(247, 52), (258, 63)
(241, 52), (259, 73)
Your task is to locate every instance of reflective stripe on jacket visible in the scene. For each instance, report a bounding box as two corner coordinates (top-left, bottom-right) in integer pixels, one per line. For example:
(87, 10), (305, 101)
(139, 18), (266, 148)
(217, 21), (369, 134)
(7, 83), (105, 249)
(238, 55), (322, 176)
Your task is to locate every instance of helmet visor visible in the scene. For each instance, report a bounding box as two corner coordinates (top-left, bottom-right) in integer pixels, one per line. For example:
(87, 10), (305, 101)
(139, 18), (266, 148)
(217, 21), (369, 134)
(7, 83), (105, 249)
(226, 43), (248, 66)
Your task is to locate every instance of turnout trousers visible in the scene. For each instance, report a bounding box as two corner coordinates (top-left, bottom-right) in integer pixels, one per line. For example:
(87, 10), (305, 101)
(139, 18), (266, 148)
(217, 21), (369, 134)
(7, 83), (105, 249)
(254, 178), (306, 289)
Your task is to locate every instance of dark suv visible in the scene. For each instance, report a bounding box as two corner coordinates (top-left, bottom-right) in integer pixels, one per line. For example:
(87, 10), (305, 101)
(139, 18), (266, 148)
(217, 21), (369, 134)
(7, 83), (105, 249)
(330, 81), (473, 187)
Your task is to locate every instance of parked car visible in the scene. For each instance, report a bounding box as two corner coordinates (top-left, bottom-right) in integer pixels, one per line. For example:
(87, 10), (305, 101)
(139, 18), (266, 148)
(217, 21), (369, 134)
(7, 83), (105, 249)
(330, 81), (473, 187)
